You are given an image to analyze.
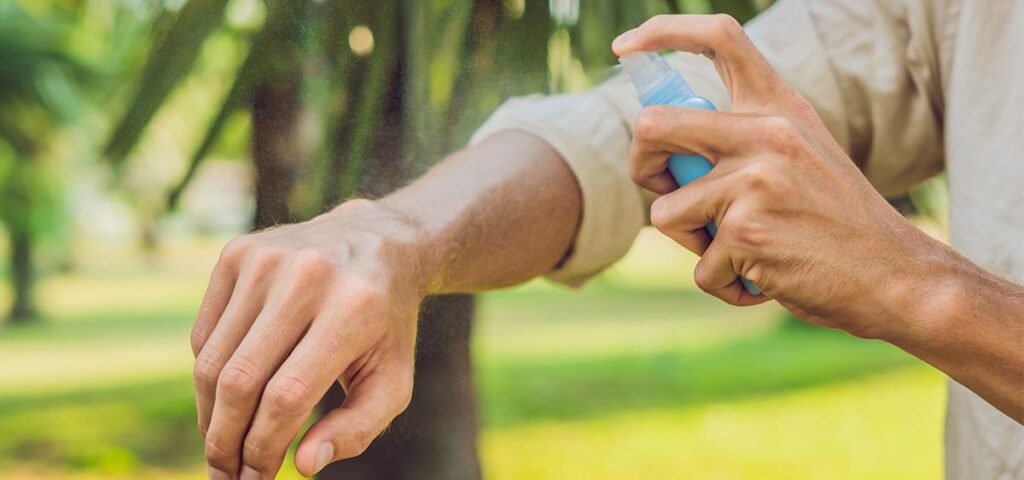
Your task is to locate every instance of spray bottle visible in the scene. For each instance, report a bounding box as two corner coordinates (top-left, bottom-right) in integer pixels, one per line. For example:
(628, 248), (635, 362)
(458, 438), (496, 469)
(620, 52), (759, 295)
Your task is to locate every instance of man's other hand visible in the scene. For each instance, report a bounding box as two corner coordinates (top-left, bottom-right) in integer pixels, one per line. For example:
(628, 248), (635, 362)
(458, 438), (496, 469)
(613, 15), (949, 339)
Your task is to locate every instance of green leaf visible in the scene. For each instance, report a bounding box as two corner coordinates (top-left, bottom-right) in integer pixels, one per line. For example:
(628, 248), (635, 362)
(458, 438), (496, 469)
(165, 43), (259, 211)
(0, 7), (82, 152)
(102, 0), (230, 168)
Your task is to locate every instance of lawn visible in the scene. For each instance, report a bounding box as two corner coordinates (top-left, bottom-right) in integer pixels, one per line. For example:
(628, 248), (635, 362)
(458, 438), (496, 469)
(0, 229), (945, 478)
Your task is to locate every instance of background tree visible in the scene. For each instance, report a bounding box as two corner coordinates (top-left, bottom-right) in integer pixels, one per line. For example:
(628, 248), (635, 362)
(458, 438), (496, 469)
(318, 3), (500, 477)
(0, 5), (82, 323)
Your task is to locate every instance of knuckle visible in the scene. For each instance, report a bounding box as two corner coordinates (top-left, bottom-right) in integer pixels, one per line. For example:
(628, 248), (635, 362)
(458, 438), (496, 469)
(725, 214), (768, 249)
(649, 197), (674, 231)
(204, 436), (236, 469)
(193, 350), (224, 390)
(737, 163), (774, 193)
(744, 264), (765, 286)
(634, 107), (668, 142)
(221, 236), (256, 264)
(711, 14), (743, 41)
(292, 249), (333, 277)
(344, 278), (386, 312)
(264, 374), (313, 417)
(241, 437), (277, 470)
(629, 164), (645, 185)
(250, 245), (284, 271)
(217, 357), (262, 398)
(692, 265), (713, 293)
(760, 117), (801, 154)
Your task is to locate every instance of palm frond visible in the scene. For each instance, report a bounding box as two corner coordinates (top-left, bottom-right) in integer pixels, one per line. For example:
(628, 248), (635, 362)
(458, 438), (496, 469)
(102, 0), (230, 168)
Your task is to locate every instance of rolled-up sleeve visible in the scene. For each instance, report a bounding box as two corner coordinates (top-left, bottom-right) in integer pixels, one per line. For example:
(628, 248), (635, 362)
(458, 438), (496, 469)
(471, 0), (946, 286)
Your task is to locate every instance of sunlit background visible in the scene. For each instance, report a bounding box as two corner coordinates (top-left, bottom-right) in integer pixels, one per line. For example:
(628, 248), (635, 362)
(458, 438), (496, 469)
(0, 0), (950, 478)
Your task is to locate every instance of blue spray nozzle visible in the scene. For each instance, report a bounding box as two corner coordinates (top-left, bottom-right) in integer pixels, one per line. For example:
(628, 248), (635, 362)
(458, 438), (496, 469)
(619, 52), (694, 100)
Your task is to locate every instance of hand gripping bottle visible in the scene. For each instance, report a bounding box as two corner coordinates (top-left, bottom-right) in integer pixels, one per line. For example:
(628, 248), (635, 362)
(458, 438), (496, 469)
(620, 52), (759, 295)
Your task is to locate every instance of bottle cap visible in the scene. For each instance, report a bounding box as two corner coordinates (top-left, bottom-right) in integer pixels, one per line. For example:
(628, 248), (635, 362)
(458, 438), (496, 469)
(619, 52), (693, 98)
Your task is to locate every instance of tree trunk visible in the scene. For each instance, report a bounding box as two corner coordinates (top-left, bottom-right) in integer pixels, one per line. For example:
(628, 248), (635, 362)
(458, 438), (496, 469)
(360, 41), (406, 198)
(437, 0), (504, 156)
(250, 0), (308, 230)
(318, 4), (481, 479)
(319, 295), (480, 479)
(8, 228), (37, 323)
(251, 79), (303, 229)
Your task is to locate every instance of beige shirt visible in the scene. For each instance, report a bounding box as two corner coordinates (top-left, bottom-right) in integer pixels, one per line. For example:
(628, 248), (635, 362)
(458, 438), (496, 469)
(471, 0), (1024, 478)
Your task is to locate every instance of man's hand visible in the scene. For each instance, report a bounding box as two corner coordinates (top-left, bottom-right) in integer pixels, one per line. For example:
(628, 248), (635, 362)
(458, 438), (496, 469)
(613, 15), (1024, 423)
(192, 199), (429, 479)
(612, 15), (951, 338)
(190, 131), (582, 479)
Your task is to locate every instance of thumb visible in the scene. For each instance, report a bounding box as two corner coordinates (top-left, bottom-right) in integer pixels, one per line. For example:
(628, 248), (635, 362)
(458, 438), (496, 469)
(294, 366), (414, 477)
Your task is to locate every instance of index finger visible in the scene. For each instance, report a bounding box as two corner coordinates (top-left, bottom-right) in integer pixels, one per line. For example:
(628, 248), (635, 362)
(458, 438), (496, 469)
(191, 261), (236, 357)
(612, 14), (783, 110)
(629, 105), (762, 193)
(192, 237), (257, 356)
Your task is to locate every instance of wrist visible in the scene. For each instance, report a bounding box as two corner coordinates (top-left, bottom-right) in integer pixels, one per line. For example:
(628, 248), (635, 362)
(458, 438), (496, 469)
(878, 238), (967, 349)
(323, 198), (449, 297)
(878, 239), (1024, 422)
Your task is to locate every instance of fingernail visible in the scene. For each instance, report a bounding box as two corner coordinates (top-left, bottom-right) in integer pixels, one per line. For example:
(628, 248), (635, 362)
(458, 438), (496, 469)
(240, 465), (261, 480)
(208, 467), (231, 480)
(314, 442), (334, 474)
(612, 28), (638, 52)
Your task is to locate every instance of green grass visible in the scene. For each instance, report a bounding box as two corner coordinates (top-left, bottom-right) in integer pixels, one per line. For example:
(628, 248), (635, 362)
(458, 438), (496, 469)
(0, 231), (945, 478)
(482, 367), (943, 480)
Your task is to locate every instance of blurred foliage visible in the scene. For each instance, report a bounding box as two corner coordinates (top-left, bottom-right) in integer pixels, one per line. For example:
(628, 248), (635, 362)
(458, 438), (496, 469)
(102, 0), (231, 169)
(0, 5), (81, 234)
(102, 0), (770, 219)
(0, 0), (788, 331)
(0, 4), (87, 321)
(909, 174), (950, 233)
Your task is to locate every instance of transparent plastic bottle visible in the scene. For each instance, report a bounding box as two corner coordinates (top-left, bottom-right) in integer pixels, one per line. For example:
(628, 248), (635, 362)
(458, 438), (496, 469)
(620, 52), (759, 295)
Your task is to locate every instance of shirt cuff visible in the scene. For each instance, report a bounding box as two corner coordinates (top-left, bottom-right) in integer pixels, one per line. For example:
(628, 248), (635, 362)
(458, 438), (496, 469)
(469, 93), (646, 287)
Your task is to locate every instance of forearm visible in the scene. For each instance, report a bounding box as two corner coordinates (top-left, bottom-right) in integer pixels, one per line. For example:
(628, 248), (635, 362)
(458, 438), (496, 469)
(887, 240), (1024, 423)
(379, 131), (581, 293)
